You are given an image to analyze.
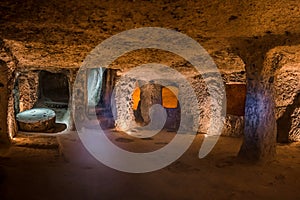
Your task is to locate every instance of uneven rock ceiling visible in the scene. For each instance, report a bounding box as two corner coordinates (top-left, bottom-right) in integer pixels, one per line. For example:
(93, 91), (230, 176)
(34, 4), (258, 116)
(0, 0), (299, 70)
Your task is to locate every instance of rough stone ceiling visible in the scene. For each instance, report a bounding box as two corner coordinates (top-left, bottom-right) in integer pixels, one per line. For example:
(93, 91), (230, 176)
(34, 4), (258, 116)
(0, 0), (299, 68)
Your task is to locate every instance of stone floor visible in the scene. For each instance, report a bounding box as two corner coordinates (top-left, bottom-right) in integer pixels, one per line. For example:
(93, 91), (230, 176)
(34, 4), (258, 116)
(0, 129), (300, 199)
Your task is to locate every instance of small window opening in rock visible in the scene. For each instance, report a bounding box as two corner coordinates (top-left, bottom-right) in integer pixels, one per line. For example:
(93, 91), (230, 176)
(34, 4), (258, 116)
(132, 87), (141, 111)
(162, 86), (179, 109)
(132, 87), (143, 124)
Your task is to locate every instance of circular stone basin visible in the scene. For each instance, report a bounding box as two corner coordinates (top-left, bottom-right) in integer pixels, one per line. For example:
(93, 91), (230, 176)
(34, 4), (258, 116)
(16, 108), (56, 132)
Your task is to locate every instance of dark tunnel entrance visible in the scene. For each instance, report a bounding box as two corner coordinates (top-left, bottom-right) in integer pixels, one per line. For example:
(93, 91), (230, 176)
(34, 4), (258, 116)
(35, 70), (70, 129)
(38, 70), (69, 107)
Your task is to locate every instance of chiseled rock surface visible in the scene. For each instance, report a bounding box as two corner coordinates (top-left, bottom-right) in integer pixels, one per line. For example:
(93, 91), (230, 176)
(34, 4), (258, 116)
(222, 115), (244, 137)
(290, 107), (300, 141)
(0, 40), (18, 138)
(0, 60), (10, 144)
(1, 0), (299, 144)
(17, 71), (39, 112)
(3, 39), (91, 69)
(272, 45), (300, 141)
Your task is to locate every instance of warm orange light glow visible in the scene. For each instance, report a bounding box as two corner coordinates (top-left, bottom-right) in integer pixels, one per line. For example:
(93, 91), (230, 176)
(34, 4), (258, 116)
(132, 87), (141, 110)
(162, 86), (178, 108)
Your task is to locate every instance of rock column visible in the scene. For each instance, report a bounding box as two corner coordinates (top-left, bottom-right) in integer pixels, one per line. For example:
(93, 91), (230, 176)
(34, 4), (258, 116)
(140, 83), (162, 125)
(0, 60), (10, 144)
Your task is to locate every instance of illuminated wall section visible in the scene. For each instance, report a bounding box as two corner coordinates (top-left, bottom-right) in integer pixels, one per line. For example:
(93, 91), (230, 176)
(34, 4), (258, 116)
(162, 86), (178, 109)
(132, 87), (141, 110)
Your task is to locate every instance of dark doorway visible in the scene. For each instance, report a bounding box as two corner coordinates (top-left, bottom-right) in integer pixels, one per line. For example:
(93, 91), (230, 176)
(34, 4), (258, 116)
(87, 68), (118, 129)
(38, 71), (69, 107)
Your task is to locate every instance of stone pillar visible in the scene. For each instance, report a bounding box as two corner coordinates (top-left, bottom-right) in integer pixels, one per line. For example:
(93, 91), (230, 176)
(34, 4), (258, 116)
(233, 38), (279, 163)
(140, 83), (162, 124)
(68, 69), (78, 131)
(0, 60), (10, 144)
(101, 69), (117, 110)
(237, 48), (278, 162)
(238, 81), (276, 161)
(72, 68), (87, 130)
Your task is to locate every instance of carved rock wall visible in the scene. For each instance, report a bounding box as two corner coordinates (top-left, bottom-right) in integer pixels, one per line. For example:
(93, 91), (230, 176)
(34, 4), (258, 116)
(0, 60), (9, 144)
(273, 45), (300, 142)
